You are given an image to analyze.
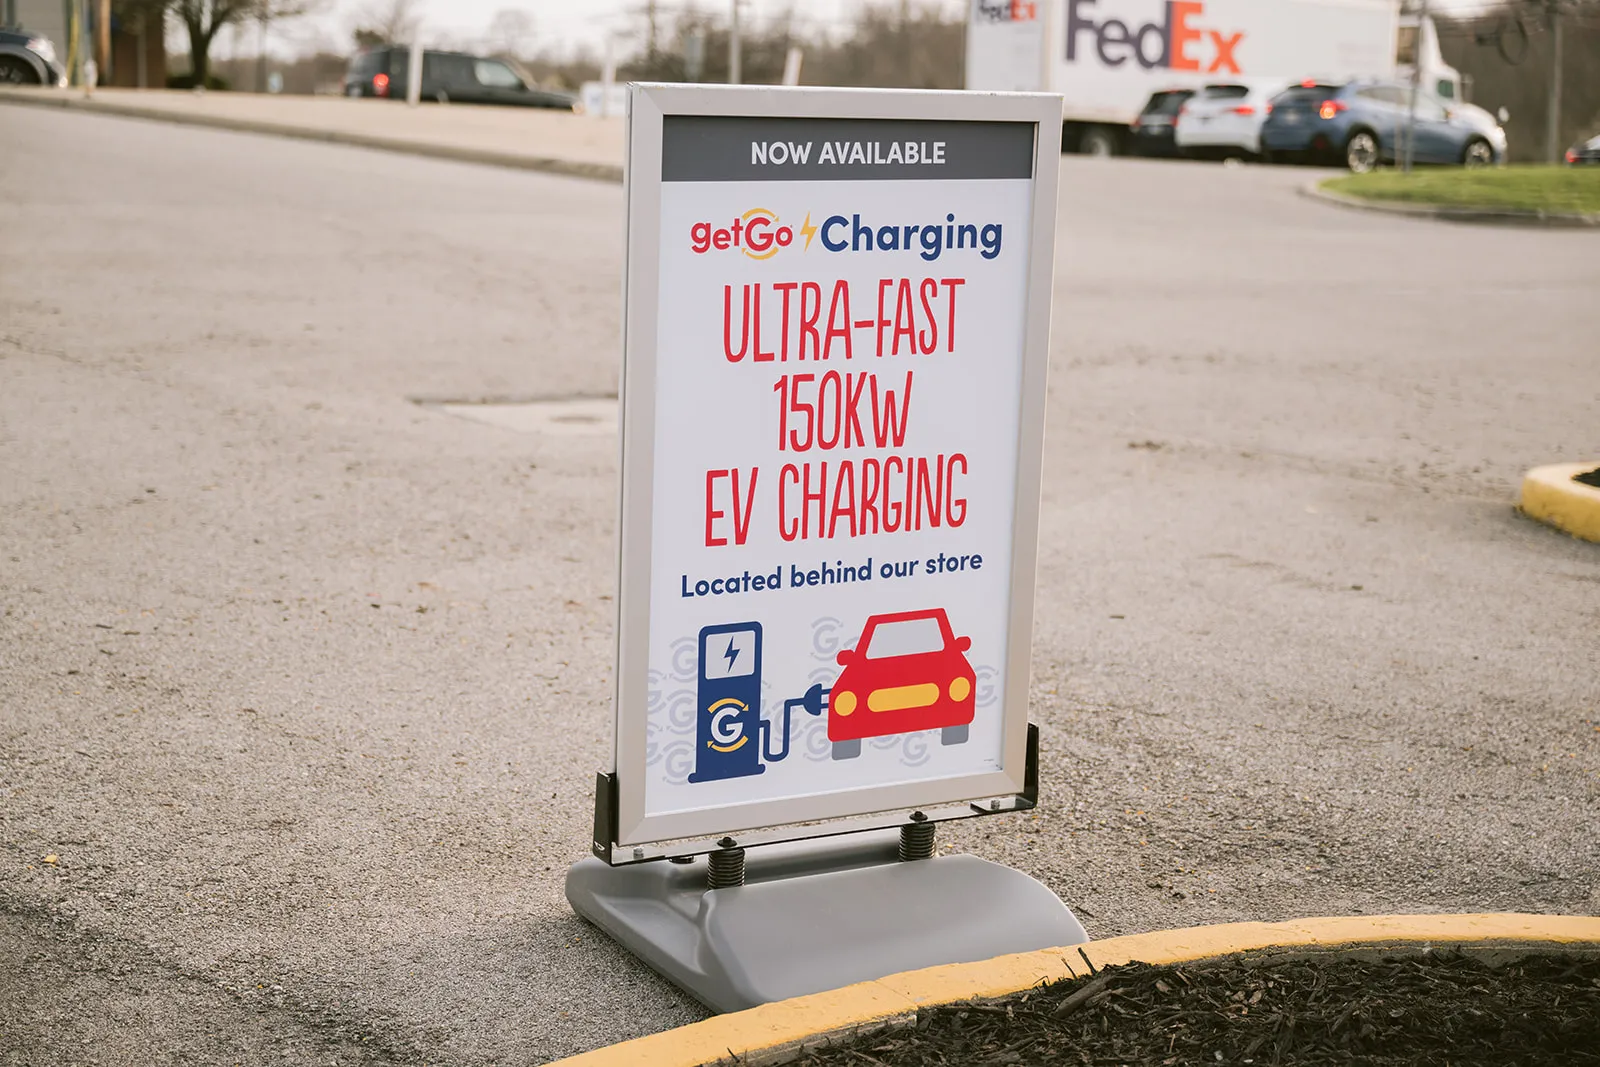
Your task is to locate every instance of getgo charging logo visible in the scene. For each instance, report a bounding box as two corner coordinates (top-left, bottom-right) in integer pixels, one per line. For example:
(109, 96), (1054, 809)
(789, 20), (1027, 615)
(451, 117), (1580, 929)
(690, 210), (1003, 262)
(690, 208), (796, 260)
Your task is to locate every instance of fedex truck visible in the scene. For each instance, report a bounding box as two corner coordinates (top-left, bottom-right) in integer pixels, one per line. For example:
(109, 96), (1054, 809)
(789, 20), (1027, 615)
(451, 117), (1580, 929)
(967, 0), (1460, 155)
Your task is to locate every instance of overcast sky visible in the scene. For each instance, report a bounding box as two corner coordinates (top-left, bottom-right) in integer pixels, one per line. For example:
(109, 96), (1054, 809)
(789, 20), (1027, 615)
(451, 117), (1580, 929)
(223, 0), (945, 60)
(217, 0), (1490, 62)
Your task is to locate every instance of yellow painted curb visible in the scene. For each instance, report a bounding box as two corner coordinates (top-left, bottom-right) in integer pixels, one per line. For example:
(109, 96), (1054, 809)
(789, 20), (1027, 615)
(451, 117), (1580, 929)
(1520, 462), (1600, 544)
(551, 913), (1600, 1067)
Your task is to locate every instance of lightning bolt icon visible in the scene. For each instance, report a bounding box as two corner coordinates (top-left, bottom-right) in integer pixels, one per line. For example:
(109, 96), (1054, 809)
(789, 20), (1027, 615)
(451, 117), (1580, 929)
(799, 212), (817, 251)
(723, 637), (740, 672)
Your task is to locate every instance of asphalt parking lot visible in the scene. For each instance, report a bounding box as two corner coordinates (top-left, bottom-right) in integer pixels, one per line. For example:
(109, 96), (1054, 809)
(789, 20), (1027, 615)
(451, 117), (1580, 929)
(1, 105), (1597, 1066)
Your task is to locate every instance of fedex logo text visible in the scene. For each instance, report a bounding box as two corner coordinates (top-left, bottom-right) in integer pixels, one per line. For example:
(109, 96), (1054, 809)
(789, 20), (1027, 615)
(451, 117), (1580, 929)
(975, 0), (1039, 22)
(1066, 0), (1243, 74)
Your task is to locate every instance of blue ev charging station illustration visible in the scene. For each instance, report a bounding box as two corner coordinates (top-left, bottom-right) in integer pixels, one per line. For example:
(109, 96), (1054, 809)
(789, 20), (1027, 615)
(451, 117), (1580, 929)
(689, 621), (830, 783)
(688, 622), (767, 782)
(565, 84), (1085, 1014)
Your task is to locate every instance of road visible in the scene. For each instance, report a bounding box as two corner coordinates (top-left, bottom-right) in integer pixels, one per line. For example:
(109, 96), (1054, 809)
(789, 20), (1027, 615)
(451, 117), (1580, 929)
(1, 105), (1597, 1066)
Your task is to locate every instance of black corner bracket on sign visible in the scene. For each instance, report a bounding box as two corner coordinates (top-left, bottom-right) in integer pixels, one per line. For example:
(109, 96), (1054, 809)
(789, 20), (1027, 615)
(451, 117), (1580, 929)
(589, 721), (1040, 867)
(591, 769), (620, 863)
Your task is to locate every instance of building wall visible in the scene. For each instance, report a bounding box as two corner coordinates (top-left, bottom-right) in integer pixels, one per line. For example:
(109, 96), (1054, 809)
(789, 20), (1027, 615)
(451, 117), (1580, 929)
(108, 11), (163, 87)
(11, 0), (68, 51)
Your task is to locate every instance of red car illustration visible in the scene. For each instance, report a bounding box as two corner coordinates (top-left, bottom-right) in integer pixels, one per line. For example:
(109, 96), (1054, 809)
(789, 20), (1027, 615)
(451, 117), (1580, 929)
(827, 608), (976, 760)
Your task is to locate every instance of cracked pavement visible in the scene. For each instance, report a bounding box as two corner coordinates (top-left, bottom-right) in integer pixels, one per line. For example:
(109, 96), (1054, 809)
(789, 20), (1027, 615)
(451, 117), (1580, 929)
(1, 104), (1597, 1065)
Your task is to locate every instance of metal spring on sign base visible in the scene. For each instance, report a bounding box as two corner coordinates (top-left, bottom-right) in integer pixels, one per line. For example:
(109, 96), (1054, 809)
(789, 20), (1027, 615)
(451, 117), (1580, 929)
(707, 838), (745, 889)
(899, 814), (935, 862)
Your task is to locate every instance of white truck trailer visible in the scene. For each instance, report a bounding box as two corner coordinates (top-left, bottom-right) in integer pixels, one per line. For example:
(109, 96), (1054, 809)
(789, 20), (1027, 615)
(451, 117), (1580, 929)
(967, 0), (1460, 155)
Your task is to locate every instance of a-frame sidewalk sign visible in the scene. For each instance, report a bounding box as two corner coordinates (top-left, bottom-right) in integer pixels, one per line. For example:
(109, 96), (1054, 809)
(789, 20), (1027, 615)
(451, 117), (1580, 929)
(567, 82), (1087, 1013)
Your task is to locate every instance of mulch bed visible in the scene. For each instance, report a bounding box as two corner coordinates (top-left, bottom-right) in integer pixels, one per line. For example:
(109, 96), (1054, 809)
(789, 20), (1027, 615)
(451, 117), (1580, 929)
(793, 952), (1600, 1066)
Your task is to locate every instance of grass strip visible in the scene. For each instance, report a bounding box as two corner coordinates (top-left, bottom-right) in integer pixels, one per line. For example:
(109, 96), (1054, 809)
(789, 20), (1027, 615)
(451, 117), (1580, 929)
(1323, 165), (1600, 215)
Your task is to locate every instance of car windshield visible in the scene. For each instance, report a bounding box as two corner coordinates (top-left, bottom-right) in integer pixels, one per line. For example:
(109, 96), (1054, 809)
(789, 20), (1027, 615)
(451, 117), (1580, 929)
(864, 617), (945, 659)
(474, 59), (522, 88)
(1357, 85), (1408, 106)
(1142, 92), (1191, 116)
(1203, 84), (1249, 99)
(1274, 85), (1344, 107)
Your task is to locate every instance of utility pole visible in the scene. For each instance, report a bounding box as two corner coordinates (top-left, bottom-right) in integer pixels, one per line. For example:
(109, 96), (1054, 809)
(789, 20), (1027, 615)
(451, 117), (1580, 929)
(72, 0), (85, 89)
(901, 0), (912, 85)
(257, 10), (269, 94)
(685, 28), (706, 82)
(729, 0), (741, 85)
(1545, 0), (1564, 163)
(406, 37), (423, 107)
(95, 0), (109, 82)
(1402, 0), (1429, 174)
(135, 9), (147, 88)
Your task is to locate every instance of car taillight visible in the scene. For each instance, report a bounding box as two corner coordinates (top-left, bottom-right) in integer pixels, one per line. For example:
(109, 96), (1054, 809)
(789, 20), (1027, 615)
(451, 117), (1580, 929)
(1567, 149), (1578, 164)
(1265, 102), (1274, 115)
(1231, 105), (1255, 116)
(1318, 100), (1347, 120)
(373, 72), (390, 97)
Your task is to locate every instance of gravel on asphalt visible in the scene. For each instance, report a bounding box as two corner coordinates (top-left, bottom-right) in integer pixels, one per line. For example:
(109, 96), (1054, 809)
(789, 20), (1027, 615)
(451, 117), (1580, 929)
(1, 104), (1597, 1065)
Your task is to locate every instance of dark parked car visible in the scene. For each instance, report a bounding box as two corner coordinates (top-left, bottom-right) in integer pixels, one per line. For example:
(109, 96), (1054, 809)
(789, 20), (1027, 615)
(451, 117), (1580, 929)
(1567, 134), (1600, 165)
(1261, 79), (1506, 172)
(0, 27), (65, 86)
(344, 47), (574, 110)
(1130, 89), (1195, 158)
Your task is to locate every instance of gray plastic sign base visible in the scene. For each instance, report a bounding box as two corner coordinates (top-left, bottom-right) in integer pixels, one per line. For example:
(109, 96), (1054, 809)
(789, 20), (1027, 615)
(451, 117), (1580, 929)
(565, 829), (1088, 1014)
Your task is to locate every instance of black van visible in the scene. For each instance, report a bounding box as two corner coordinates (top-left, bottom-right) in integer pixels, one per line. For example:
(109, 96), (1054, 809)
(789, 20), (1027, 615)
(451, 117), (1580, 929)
(344, 48), (575, 110)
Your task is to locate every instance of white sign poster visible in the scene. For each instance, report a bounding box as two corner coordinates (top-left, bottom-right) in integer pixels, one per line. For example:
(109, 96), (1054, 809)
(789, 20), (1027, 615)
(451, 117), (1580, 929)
(613, 86), (1061, 847)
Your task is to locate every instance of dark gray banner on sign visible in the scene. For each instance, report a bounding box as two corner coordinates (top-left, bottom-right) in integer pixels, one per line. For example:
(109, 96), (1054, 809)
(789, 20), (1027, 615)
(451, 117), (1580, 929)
(661, 116), (1036, 183)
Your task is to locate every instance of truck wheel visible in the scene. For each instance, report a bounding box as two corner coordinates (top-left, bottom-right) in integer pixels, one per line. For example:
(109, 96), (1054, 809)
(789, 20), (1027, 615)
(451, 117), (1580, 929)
(1079, 126), (1118, 158)
(1344, 130), (1380, 173)
(941, 724), (969, 746)
(0, 56), (40, 84)
(831, 739), (861, 760)
(1462, 138), (1493, 168)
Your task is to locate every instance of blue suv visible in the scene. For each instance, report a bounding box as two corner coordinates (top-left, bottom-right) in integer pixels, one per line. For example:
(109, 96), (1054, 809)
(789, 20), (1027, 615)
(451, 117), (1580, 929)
(1261, 80), (1506, 172)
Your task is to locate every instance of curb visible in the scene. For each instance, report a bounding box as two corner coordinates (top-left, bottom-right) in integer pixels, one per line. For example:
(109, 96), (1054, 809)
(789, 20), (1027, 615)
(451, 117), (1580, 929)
(551, 913), (1600, 1066)
(0, 90), (623, 184)
(1301, 180), (1600, 228)
(1520, 462), (1600, 543)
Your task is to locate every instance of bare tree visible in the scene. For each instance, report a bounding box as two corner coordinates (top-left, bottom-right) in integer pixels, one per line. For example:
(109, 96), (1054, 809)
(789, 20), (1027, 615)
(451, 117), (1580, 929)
(172, 0), (316, 87)
(1435, 0), (1600, 161)
(623, 1), (963, 89)
(487, 7), (536, 60)
(351, 0), (421, 47)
